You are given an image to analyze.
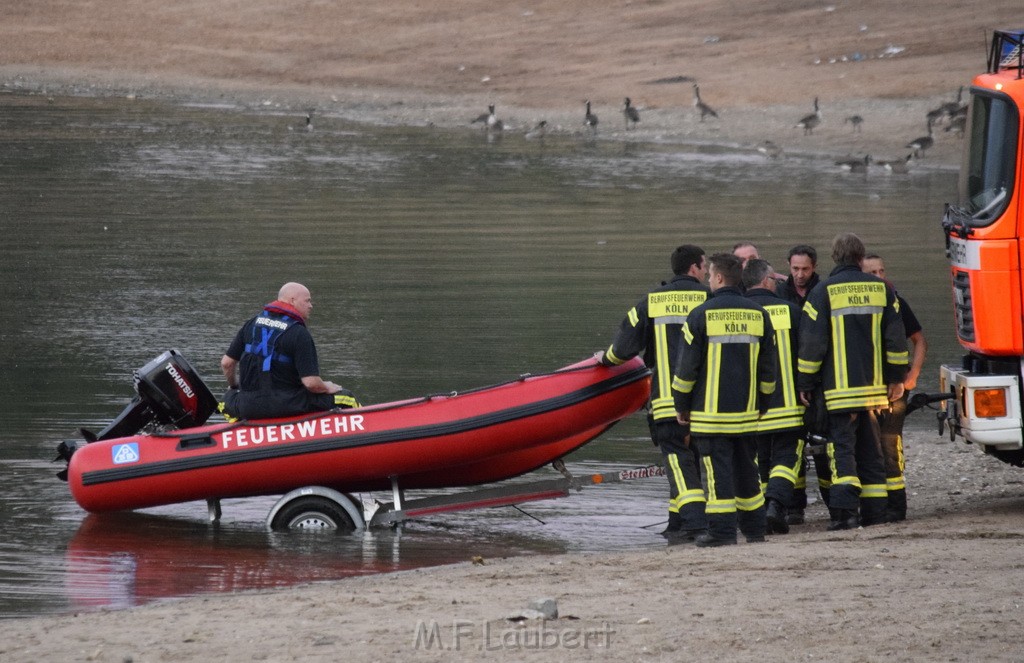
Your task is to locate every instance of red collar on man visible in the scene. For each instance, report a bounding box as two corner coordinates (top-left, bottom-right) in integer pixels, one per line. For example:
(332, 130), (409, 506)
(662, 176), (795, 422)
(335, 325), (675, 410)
(262, 300), (306, 324)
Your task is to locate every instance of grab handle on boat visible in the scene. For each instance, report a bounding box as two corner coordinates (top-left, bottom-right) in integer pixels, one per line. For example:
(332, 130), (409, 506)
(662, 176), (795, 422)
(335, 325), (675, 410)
(177, 433), (216, 451)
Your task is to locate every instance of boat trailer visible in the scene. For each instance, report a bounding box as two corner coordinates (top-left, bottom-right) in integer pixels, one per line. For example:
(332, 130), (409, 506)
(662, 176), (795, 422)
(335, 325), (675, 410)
(215, 460), (667, 531)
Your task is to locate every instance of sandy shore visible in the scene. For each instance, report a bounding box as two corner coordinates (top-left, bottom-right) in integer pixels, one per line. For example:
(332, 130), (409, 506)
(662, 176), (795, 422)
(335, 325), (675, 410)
(6, 2), (1024, 659)
(6, 430), (1024, 662)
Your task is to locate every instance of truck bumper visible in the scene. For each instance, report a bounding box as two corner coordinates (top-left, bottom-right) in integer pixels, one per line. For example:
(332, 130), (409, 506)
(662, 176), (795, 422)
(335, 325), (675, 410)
(940, 364), (1023, 450)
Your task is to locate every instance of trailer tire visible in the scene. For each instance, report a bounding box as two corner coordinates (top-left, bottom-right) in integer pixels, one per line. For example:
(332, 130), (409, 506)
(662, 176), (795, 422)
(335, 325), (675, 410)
(269, 496), (357, 532)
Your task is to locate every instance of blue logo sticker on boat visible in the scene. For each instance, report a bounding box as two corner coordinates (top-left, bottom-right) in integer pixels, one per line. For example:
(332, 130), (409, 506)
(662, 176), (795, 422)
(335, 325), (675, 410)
(112, 443), (140, 465)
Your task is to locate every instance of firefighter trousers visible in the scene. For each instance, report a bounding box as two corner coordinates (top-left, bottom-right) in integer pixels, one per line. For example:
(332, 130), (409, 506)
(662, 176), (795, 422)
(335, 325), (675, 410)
(695, 435), (765, 541)
(756, 429), (801, 508)
(651, 420), (707, 532)
(826, 410), (887, 525)
(877, 395), (908, 520)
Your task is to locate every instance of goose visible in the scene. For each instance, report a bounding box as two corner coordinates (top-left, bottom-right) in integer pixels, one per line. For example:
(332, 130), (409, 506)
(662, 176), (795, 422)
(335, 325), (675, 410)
(844, 115), (863, 133)
(937, 86), (966, 119)
(906, 120), (934, 157)
(584, 100), (599, 132)
(795, 97), (822, 135)
(756, 140), (783, 159)
(876, 154), (914, 174)
(472, 104), (503, 130)
(945, 114), (966, 137)
(304, 112), (313, 132)
(623, 97), (640, 130)
(836, 154), (871, 173)
(525, 120), (547, 140)
(692, 84), (718, 122)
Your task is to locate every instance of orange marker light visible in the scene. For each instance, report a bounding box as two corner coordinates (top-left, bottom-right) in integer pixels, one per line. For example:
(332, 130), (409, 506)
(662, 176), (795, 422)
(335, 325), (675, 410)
(974, 389), (1008, 418)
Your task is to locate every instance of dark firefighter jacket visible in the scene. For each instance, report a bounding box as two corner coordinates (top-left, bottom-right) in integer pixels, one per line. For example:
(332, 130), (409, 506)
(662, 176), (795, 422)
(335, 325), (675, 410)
(745, 287), (805, 432)
(796, 264), (909, 412)
(671, 286), (777, 436)
(602, 274), (710, 422)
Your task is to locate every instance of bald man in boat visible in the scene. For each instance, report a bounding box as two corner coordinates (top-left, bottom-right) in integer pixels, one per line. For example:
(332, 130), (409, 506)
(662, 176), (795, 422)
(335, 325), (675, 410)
(220, 282), (358, 420)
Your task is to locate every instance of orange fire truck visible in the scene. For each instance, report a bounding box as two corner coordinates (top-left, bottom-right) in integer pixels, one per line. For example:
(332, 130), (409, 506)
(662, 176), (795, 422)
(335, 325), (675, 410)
(937, 30), (1024, 465)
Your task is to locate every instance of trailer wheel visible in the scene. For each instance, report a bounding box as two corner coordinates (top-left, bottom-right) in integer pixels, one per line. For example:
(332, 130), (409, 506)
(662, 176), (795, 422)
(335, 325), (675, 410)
(269, 496), (357, 532)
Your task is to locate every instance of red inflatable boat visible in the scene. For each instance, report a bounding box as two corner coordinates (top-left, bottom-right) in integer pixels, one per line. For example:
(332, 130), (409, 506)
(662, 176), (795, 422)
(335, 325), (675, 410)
(59, 351), (651, 517)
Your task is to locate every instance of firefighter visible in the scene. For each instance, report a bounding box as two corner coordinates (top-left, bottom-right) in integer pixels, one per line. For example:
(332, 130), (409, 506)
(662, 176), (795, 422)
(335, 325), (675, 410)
(781, 243), (823, 526)
(863, 253), (928, 522)
(742, 258), (804, 534)
(672, 253), (776, 546)
(600, 244), (710, 542)
(797, 234), (908, 530)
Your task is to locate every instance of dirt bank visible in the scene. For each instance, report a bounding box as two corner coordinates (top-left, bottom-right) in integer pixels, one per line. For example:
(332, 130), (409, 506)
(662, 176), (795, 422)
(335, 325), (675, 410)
(1, 1), (1021, 165)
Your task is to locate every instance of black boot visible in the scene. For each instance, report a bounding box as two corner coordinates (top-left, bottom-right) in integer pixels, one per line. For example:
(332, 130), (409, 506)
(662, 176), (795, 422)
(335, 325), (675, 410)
(660, 511), (684, 537)
(827, 509), (859, 531)
(665, 529), (704, 546)
(766, 498), (790, 535)
(694, 533), (737, 547)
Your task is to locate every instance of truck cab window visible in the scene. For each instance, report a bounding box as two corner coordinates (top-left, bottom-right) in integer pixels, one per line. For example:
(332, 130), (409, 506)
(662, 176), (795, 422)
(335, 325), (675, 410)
(960, 92), (1018, 225)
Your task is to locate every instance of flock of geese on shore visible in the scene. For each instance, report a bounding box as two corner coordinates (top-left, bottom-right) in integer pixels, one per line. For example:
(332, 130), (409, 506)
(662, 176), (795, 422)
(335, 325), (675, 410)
(468, 83), (970, 174)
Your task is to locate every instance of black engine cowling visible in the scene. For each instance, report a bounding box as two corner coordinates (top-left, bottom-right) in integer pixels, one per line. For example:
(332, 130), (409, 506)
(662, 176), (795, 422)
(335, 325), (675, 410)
(85, 350), (217, 442)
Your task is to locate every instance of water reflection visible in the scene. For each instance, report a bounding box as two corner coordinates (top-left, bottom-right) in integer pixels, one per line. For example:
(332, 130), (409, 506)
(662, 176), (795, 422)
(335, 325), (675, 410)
(0, 92), (959, 618)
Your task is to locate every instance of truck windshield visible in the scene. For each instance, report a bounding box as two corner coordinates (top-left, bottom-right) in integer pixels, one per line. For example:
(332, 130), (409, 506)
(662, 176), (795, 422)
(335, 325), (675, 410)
(958, 91), (1018, 226)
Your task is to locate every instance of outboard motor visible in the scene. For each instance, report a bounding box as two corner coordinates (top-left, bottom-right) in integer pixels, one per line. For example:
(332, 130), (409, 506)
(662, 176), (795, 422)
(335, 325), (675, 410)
(55, 350), (218, 479)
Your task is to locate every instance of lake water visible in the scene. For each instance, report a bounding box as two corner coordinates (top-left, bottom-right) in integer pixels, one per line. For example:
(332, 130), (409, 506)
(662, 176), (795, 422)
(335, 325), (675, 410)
(0, 92), (959, 618)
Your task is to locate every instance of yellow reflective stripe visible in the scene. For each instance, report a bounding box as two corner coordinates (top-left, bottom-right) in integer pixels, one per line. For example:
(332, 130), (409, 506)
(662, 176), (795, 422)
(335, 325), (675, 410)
(627, 307), (640, 327)
(872, 311), (883, 385)
(769, 465), (799, 483)
(736, 494), (765, 512)
(886, 476), (906, 491)
(691, 410), (762, 422)
(824, 385), (888, 410)
(690, 420), (761, 435)
(831, 474), (861, 488)
(803, 300), (818, 321)
(776, 328), (796, 407)
(668, 454), (707, 508)
(757, 414), (805, 432)
(826, 384), (888, 397)
(653, 324), (672, 403)
(706, 500), (735, 514)
(682, 321), (694, 345)
(672, 376), (696, 394)
(887, 350), (909, 365)
(604, 344), (626, 365)
(748, 344), (758, 411)
(831, 315), (847, 391)
(333, 394), (360, 408)
(861, 483), (887, 499)
(707, 343), (722, 412)
(798, 358), (821, 374)
(650, 396), (676, 420)
(217, 402), (239, 423)
(759, 380), (775, 395)
(702, 456), (717, 502)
